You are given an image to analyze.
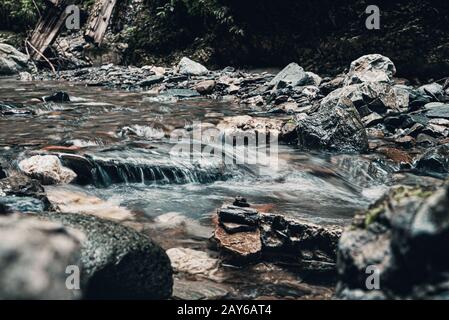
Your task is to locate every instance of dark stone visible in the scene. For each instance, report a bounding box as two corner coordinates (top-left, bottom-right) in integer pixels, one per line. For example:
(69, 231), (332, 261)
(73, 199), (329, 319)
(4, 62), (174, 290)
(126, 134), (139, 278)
(40, 212), (173, 299)
(0, 101), (33, 116)
(0, 165), (5, 179)
(218, 205), (260, 226)
(43, 91), (71, 103)
(295, 96), (368, 152)
(233, 196), (250, 207)
(415, 144), (449, 175)
(336, 185), (449, 299)
(139, 75), (164, 87)
(0, 174), (52, 211)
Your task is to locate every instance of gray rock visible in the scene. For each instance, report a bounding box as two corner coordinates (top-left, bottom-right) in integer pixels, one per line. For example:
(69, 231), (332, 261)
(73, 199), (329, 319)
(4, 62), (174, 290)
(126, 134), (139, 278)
(344, 54), (396, 85)
(418, 83), (444, 100)
(0, 215), (82, 299)
(139, 75), (164, 87)
(218, 205), (260, 226)
(424, 102), (449, 119)
(41, 212), (173, 299)
(295, 95), (368, 152)
(268, 63), (309, 89)
(415, 144), (449, 175)
(0, 43), (30, 75)
(176, 57), (209, 76)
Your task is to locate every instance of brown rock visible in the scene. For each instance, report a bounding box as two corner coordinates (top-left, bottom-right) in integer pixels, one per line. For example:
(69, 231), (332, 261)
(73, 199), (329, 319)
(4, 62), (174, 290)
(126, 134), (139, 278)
(195, 80), (216, 95)
(214, 226), (262, 261)
(377, 147), (412, 164)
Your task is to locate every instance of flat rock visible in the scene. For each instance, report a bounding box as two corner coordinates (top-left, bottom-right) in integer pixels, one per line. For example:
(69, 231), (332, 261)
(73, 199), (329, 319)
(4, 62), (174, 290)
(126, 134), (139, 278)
(214, 226), (262, 261)
(167, 248), (219, 278)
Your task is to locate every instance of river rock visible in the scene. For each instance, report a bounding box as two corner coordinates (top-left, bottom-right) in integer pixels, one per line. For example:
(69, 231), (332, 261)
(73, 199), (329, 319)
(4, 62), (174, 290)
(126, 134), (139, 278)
(214, 225), (262, 261)
(0, 43), (30, 75)
(344, 54), (396, 85)
(418, 83), (445, 101)
(167, 248), (219, 278)
(268, 63), (309, 89)
(0, 173), (52, 211)
(41, 212), (173, 299)
(42, 91), (71, 103)
(195, 80), (216, 94)
(0, 214), (83, 299)
(19, 155), (77, 185)
(337, 184), (449, 299)
(218, 205), (260, 226)
(295, 95), (368, 152)
(0, 165), (5, 179)
(414, 144), (449, 175)
(425, 102), (449, 119)
(176, 57), (209, 76)
(139, 75), (164, 87)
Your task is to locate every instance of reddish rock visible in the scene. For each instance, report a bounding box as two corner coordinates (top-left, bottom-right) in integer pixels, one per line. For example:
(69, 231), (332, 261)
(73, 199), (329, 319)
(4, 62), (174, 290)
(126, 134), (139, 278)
(214, 225), (262, 261)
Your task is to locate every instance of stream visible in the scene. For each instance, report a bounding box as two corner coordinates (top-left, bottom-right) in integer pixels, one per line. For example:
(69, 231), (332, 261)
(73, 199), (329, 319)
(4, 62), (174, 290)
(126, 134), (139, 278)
(0, 77), (393, 299)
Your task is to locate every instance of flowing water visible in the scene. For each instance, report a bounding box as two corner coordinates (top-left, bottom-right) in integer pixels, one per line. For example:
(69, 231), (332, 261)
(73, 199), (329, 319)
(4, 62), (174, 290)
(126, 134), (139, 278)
(0, 77), (387, 226)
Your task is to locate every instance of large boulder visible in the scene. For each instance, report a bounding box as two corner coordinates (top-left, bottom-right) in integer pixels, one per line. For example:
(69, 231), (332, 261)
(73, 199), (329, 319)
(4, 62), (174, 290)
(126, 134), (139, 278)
(18, 155), (77, 185)
(295, 96), (368, 152)
(0, 43), (30, 75)
(41, 212), (173, 299)
(322, 82), (409, 118)
(176, 57), (209, 76)
(268, 63), (309, 89)
(344, 54), (396, 85)
(336, 184), (449, 299)
(0, 215), (83, 299)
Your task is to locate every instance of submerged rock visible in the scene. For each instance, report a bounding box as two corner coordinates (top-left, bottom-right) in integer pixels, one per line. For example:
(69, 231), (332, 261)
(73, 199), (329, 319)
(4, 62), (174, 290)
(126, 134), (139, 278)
(176, 57), (209, 76)
(42, 91), (71, 103)
(41, 212), (173, 299)
(0, 43), (30, 75)
(344, 54), (396, 85)
(0, 215), (82, 299)
(19, 155), (77, 185)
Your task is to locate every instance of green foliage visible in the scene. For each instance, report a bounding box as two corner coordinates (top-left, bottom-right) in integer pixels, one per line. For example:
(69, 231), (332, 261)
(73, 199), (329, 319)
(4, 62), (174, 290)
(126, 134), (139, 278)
(0, 0), (45, 30)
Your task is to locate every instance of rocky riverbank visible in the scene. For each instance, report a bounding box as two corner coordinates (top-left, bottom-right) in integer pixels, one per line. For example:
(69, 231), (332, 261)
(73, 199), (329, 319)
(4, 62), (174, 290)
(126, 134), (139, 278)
(2, 37), (449, 299)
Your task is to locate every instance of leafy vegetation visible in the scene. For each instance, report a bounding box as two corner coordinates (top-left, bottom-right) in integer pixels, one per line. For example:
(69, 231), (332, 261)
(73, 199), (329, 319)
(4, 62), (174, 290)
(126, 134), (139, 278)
(0, 0), (44, 31)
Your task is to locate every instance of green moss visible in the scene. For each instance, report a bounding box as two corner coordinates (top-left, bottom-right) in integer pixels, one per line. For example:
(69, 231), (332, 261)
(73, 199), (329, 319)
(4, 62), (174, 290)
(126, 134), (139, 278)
(364, 205), (385, 228)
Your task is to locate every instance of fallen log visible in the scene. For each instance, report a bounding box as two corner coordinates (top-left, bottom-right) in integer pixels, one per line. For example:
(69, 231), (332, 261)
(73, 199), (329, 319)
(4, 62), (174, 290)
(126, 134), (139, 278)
(29, 0), (69, 60)
(84, 0), (118, 45)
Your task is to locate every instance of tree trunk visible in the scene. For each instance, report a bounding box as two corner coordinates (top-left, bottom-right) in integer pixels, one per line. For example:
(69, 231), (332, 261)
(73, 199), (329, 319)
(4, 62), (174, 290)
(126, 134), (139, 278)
(84, 0), (118, 45)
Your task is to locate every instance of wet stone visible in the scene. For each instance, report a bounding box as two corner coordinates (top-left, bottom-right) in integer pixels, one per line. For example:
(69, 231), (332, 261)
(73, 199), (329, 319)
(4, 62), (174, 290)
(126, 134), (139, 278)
(233, 196), (250, 207)
(218, 205), (260, 226)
